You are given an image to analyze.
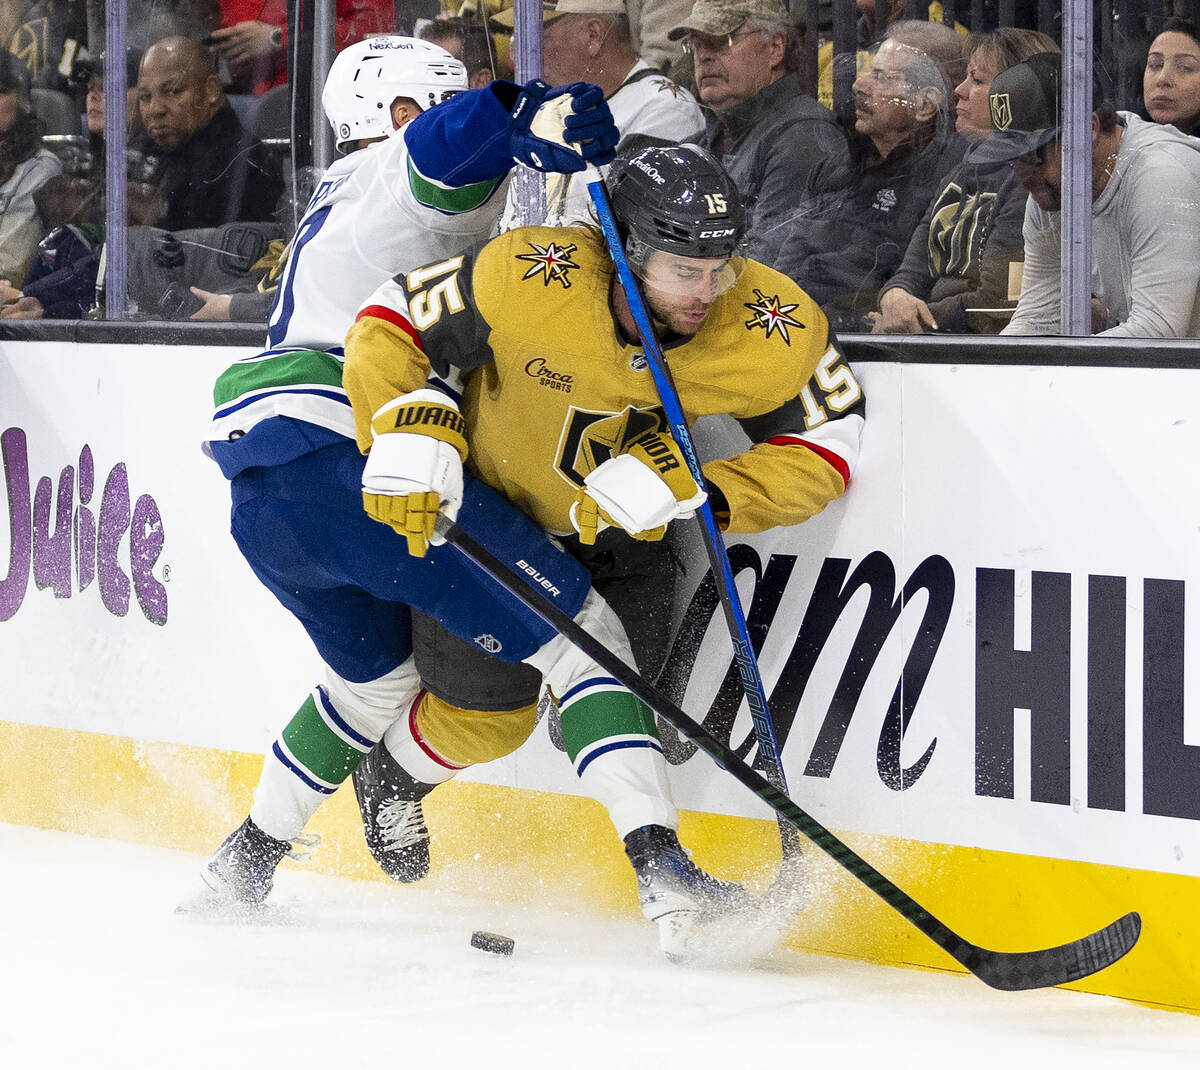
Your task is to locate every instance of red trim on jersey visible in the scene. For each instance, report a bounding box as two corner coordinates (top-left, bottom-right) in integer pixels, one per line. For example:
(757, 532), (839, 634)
(357, 304), (426, 352)
(407, 690), (467, 771)
(766, 435), (851, 488)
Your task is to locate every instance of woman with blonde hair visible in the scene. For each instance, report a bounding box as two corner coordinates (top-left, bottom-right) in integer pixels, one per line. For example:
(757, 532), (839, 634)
(870, 26), (1059, 335)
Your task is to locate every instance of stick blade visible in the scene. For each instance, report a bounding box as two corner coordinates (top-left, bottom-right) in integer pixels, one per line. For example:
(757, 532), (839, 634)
(965, 911), (1142, 991)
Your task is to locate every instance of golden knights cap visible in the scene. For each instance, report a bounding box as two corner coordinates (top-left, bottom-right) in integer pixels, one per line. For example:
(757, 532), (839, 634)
(971, 51), (1112, 166)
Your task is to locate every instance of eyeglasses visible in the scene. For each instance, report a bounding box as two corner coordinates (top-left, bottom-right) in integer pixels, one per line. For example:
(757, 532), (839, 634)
(862, 64), (913, 91)
(681, 29), (765, 56)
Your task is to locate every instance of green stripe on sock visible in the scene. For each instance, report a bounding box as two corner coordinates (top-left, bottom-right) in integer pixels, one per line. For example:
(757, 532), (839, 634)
(280, 694), (365, 786)
(407, 161), (500, 214)
(559, 692), (660, 762)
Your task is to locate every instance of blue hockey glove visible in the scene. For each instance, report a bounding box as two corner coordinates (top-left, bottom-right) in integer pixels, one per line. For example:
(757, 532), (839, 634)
(508, 80), (619, 173)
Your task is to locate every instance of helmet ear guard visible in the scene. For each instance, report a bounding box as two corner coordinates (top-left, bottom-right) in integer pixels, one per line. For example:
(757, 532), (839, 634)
(321, 36), (468, 150)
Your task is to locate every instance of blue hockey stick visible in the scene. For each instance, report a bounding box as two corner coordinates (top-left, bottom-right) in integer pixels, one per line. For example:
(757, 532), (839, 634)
(586, 174), (795, 826)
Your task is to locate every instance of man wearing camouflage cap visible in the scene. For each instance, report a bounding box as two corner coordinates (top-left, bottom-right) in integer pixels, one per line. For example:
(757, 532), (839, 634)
(668, 0), (845, 265)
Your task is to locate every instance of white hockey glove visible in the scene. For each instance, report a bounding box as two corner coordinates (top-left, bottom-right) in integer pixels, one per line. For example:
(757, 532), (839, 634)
(569, 432), (707, 546)
(362, 389), (467, 558)
(508, 80), (619, 173)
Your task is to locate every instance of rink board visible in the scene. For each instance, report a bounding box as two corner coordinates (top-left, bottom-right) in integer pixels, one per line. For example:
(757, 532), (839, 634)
(2, 340), (1198, 1011)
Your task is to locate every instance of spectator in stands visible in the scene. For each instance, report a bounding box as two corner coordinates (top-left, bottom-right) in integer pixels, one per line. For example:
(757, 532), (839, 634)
(0, 50), (61, 286)
(494, 0), (702, 229)
(817, 0), (966, 113)
(208, 0), (396, 95)
(132, 35), (284, 229)
(667, 0), (844, 265)
(772, 27), (964, 329)
(870, 27), (1058, 336)
(625, 0), (692, 75)
(31, 49), (158, 233)
(1143, 17), (1200, 137)
(474, 0), (691, 76)
(884, 20), (967, 112)
(982, 52), (1200, 337)
(77, 47), (145, 142)
(418, 14), (497, 87)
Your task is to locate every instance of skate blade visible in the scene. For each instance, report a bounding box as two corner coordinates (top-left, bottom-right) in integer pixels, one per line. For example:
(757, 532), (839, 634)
(174, 885), (295, 925)
(657, 868), (810, 968)
(656, 906), (785, 967)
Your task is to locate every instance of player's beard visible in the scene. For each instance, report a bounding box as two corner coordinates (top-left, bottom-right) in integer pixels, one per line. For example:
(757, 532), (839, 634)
(645, 288), (714, 337)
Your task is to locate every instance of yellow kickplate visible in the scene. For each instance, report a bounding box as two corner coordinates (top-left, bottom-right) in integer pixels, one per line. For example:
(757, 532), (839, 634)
(1, 720), (1195, 1012)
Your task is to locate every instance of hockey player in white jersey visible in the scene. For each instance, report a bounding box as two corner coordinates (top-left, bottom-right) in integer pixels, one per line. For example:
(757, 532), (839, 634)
(199, 39), (749, 960)
(265, 35), (616, 351)
(202, 37), (625, 887)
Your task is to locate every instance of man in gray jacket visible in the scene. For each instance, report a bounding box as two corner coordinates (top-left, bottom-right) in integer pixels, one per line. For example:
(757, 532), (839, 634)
(668, 0), (845, 266)
(770, 30), (965, 330)
(979, 52), (1200, 338)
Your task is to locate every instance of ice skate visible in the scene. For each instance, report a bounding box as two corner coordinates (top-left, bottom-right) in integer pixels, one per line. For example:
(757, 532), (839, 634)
(624, 824), (751, 964)
(193, 817), (295, 911)
(352, 740), (433, 883)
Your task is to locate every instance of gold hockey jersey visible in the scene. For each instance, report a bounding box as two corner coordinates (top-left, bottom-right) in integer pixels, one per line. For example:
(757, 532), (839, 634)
(344, 225), (865, 535)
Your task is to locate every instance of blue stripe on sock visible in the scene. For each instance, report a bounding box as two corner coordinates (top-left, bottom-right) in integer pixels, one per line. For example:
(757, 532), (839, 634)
(315, 686), (376, 749)
(576, 737), (663, 777)
(272, 741), (337, 794)
(560, 676), (624, 705)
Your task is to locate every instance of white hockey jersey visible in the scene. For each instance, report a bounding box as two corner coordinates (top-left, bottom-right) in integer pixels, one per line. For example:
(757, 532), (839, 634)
(210, 84), (521, 478)
(265, 110), (510, 351)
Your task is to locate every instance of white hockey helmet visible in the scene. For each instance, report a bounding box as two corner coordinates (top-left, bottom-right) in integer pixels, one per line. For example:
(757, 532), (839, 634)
(321, 36), (468, 150)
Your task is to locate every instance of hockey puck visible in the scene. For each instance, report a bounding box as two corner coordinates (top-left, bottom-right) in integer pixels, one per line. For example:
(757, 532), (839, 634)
(470, 930), (515, 956)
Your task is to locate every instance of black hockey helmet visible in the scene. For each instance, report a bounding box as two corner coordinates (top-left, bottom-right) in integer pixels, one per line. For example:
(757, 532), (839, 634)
(607, 143), (747, 261)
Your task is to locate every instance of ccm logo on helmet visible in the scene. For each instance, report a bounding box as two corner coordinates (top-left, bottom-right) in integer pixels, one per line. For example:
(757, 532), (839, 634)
(699, 227), (737, 238)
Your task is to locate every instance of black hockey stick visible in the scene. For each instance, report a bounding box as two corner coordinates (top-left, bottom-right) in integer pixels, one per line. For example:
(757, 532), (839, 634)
(586, 174), (801, 861)
(438, 516), (1142, 991)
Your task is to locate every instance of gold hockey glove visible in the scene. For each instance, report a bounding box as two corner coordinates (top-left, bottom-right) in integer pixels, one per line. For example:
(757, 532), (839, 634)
(362, 389), (468, 557)
(569, 431), (707, 545)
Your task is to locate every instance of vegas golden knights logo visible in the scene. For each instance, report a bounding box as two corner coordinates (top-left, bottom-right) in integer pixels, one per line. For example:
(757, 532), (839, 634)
(515, 241), (578, 289)
(990, 93), (1013, 131)
(10, 20), (49, 81)
(927, 183), (997, 277)
(556, 405), (664, 486)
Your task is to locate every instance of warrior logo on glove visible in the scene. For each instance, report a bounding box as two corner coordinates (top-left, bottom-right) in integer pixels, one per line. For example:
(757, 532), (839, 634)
(387, 402), (467, 439)
(362, 389), (469, 557)
(569, 431), (706, 545)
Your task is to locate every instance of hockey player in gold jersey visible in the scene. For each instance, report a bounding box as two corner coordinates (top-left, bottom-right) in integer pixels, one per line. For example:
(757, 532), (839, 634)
(343, 144), (865, 957)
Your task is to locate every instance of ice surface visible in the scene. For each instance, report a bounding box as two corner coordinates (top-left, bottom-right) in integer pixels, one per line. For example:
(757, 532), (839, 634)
(1, 823), (1196, 1069)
